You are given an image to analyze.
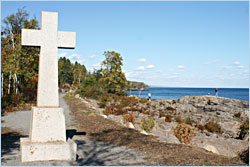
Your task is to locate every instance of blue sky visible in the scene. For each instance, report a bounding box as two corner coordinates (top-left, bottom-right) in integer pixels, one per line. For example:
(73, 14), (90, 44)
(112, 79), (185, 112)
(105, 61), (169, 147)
(1, 1), (249, 88)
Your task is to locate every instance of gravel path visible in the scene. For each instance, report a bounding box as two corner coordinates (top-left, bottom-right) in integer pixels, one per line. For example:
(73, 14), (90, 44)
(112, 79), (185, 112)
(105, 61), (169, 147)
(1, 93), (149, 166)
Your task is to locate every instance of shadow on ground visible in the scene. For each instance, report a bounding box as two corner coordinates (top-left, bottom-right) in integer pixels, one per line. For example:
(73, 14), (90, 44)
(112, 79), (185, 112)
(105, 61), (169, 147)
(66, 129), (86, 140)
(1, 132), (27, 164)
(70, 139), (147, 166)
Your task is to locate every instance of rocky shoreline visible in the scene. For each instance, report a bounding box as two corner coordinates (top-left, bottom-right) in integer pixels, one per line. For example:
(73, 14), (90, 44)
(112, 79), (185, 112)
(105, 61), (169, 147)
(73, 93), (249, 161)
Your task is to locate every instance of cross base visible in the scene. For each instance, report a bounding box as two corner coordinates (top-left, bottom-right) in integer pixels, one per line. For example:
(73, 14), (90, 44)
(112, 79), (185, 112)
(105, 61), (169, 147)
(20, 138), (77, 162)
(20, 106), (77, 162)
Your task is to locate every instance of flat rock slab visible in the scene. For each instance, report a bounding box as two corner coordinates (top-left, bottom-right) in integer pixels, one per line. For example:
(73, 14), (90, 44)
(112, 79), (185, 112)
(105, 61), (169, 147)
(1, 94), (149, 166)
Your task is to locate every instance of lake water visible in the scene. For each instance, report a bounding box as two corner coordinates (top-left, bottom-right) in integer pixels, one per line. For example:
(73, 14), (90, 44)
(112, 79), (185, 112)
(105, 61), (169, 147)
(125, 87), (249, 102)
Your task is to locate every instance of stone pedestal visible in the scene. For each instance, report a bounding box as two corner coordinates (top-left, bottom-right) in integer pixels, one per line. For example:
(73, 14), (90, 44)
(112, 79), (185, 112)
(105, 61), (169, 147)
(20, 107), (77, 162)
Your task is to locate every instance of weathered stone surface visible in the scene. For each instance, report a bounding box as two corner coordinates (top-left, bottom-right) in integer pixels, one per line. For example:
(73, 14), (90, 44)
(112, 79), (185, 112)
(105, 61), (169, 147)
(29, 107), (66, 142)
(125, 122), (135, 129)
(219, 121), (241, 138)
(191, 134), (248, 157)
(20, 138), (77, 162)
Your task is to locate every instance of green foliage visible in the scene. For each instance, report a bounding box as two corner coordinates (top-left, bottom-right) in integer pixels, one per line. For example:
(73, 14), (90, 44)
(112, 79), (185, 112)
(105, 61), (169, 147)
(1, 8), (39, 112)
(58, 57), (86, 88)
(166, 106), (176, 111)
(123, 113), (135, 124)
(175, 115), (183, 123)
(234, 112), (241, 118)
(100, 51), (127, 94)
(165, 114), (172, 122)
(239, 119), (249, 139)
(79, 85), (104, 100)
(238, 148), (249, 164)
(174, 123), (196, 144)
(204, 121), (222, 134)
(184, 115), (193, 125)
(197, 124), (205, 131)
(140, 117), (155, 133)
(58, 57), (73, 85)
(139, 98), (148, 104)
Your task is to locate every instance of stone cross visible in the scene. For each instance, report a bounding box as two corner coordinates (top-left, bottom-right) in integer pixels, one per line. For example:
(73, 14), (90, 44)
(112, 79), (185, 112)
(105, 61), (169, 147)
(22, 11), (76, 107)
(20, 11), (77, 162)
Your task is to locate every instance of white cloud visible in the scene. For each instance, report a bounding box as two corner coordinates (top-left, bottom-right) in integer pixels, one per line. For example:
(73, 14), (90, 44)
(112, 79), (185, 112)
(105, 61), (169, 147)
(233, 61), (240, 65)
(125, 71), (135, 77)
(204, 59), (220, 65)
(139, 58), (147, 62)
(69, 53), (80, 60)
(136, 66), (145, 71)
(238, 65), (245, 69)
(177, 65), (185, 69)
(92, 63), (101, 68)
(79, 59), (86, 64)
(222, 65), (232, 69)
(58, 52), (67, 58)
(89, 54), (96, 59)
(146, 64), (155, 69)
(166, 75), (178, 79)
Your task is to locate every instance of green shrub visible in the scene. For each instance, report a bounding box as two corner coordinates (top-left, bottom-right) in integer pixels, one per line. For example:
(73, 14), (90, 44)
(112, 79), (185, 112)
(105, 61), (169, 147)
(159, 112), (166, 118)
(166, 106), (176, 111)
(185, 115), (193, 125)
(238, 148), (249, 164)
(140, 98), (148, 104)
(140, 117), (155, 133)
(175, 115), (183, 123)
(165, 114), (172, 122)
(239, 119), (249, 139)
(204, 121), (222, 134)
(197, 124), (205, 131)
(98, 102), (106, 108)
(174, 123), (196, 144)
(123, 113), (135, 124)
(234, 112), (241, 118)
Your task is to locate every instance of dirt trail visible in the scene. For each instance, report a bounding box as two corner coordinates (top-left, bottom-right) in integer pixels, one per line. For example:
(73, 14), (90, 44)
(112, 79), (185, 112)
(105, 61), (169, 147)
(1, 93), (149, 166)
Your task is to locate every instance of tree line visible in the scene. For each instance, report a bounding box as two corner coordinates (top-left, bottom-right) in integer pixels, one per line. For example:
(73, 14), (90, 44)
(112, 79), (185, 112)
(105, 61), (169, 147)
(1, 8), (128, 113)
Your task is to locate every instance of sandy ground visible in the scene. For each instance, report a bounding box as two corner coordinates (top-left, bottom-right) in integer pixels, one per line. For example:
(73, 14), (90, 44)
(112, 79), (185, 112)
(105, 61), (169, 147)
(1, 93), (149, 166)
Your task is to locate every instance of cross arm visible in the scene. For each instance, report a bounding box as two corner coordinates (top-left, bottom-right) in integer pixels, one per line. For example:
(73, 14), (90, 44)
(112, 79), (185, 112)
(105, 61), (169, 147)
(57, 31), (76, 49)
(21, 29), (42, 46)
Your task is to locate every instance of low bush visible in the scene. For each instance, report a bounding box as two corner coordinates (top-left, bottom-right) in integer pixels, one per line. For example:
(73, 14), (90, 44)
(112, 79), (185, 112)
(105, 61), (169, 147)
(159, 112), (166, 118)
(139, 98), (148, 104)
(166, 106), (176, 111)
(204, 121), (222, 134)
(140, 117), (155, 133)
(175, 115), (183, 123)
(185, 115), (193, 125)
(103, 108), (111, 116)
(165, 114), (172, 122)
(174, 123), (196, 144)
(234, 112), (241, 118)
(123, 113), (135, 124)
(197, 124), (205, 131)
(239, 148), (249, 164)
(239, 119), (249, 139)
(98, 102), (106, 108)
